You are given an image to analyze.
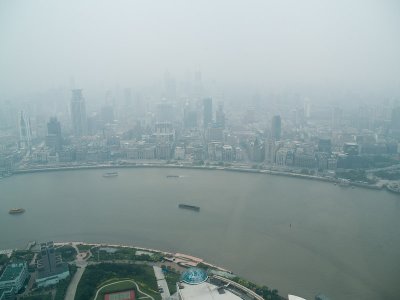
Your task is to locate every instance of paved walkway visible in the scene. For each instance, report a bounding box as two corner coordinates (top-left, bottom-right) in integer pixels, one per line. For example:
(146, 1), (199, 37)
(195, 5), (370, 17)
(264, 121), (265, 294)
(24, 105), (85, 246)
(94, 279), (155, 300)
(153, 266), (171, 299)
(64, 243), (92, 300)
(213, 275), (264, 300)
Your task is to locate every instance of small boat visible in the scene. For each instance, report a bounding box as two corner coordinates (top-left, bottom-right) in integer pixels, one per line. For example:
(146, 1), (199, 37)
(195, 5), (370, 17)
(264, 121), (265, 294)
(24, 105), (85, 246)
(338, 179), (350, 187)
(167, 175), (180, 178)
(9, 208), (25, 214)
(103, 172), (118, 178)
(178, 204), (200, 211)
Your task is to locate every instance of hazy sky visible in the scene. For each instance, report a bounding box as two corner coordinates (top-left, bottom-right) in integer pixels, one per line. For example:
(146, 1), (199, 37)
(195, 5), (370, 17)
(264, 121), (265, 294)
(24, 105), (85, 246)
(1, 0), (399, 98)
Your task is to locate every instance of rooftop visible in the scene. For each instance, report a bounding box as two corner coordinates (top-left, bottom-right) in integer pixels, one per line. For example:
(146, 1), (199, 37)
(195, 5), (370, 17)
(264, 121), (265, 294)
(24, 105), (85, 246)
(180, 268), (208, 285)
(179, 281), (243, 300)
(288, 295), (307, 300)
(0, 262), (26, 282)
(37, 263), (69, 279)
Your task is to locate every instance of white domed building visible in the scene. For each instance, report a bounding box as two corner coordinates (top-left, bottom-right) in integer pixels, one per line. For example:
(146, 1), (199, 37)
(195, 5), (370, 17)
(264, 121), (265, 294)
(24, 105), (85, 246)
(176, 268), (265, 300)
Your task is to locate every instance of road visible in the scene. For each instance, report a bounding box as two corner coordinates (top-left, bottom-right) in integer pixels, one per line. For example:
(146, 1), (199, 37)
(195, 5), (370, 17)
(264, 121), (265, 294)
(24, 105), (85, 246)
(64, 243), (91, 300)
(153, 266), (171, 299)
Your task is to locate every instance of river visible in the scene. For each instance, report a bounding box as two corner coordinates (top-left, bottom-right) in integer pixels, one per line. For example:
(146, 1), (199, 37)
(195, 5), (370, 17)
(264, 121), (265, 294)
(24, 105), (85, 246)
(0, 168), (399, 299)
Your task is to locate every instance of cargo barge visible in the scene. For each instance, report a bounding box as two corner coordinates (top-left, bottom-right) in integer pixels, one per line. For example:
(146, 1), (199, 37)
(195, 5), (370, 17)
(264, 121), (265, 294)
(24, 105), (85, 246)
(9, 208), (25, 214)
(103, 172), (119, 177)
(178, 204), (200, 211)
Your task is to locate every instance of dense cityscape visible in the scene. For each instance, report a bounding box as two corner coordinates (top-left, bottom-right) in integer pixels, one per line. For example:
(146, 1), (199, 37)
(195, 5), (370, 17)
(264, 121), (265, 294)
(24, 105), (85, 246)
(1, 1), (400, 300)
(1, 81), (400, 192)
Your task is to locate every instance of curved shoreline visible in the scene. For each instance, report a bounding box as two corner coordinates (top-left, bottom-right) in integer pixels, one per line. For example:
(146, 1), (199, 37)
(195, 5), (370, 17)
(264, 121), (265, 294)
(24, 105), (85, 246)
(9, 163), (385, 191)
(53, 241), (232, 273)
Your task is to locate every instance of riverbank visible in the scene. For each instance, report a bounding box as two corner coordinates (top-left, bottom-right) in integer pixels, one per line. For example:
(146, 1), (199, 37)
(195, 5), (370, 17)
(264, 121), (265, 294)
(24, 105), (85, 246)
(386, 183), (400, 194)
(52, 241), (232, 273)
(10, 162), (386, 191)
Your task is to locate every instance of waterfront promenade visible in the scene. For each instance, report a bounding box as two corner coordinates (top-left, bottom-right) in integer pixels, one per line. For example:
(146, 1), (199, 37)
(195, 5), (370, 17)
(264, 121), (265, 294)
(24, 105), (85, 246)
(10, 161), (385, 191)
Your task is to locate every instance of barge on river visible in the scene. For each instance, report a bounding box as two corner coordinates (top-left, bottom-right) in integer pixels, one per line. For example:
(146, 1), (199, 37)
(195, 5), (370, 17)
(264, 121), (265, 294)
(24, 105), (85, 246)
(178, 204), (200, 212)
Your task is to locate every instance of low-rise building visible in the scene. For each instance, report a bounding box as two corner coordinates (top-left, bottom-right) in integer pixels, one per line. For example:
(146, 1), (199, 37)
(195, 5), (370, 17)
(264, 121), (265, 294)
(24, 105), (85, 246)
(177, 268), (264, 300)
(0, 287), (16, 300)
(174, 147), (185, 160)
(0, 261), (28, 293)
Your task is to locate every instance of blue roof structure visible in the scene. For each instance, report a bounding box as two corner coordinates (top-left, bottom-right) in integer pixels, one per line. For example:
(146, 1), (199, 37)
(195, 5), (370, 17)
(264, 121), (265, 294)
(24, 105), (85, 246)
(180, 267), (208, 285)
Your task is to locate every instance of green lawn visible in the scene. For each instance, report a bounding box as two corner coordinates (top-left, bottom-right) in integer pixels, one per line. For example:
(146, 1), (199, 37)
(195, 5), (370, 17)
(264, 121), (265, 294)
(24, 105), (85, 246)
(75, 263), (161, 300)
(77, 244), (95, 252)
(94, 280), (137, 300)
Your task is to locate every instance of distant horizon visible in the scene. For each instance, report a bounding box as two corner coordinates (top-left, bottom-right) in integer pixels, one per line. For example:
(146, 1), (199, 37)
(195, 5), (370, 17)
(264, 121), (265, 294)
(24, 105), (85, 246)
(1, 0), (400, 100)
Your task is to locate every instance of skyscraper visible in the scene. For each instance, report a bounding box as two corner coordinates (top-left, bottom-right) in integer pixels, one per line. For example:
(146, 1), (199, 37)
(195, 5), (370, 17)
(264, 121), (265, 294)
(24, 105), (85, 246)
(183, 102), (198, 129)
(18, 110), (32, 149)
(36, 241), (70, 287)
(70, 89), (87, 137)
(390, 106), (400, 138)
(203, 98), (212, 128)
(46, 117), (62, 151)
(271, 115), (281, 141)
(215, 102), (225, 128)
(391, 107), (400, 130)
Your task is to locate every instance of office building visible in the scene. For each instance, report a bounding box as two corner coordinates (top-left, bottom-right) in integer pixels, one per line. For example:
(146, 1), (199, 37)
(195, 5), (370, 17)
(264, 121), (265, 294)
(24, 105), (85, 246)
(318, 138), (331, 153)
(70, 89), (87, 137)
(154, 122), (175, 143)
(36, 242), (70, 287)
(271, 115), (281, 141)
(101, 105), (114, 124)
(156, 101), (175, 123)
(184, 102), (198, 129)
(0, 287), (15, 300)
(343, 143), (359, 156)
(203, 98), (213, 127)
(215, 102), (225, 128)
(46, 117), (62, 151)
(0, 261), (28, 293)
(18, 111), (32, 149)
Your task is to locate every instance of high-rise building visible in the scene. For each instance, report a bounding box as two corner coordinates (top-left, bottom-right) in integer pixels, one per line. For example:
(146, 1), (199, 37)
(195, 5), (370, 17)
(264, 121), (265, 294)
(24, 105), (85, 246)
(203, 98), (212, 128)
(390, 107), (400, 138)
(391, 107), (400, 130)
(101, 105), (114, 124)
(215, 102), (225, 129)
(156, 101), (175, 123)
(264, 139), (275, 164)
(70, 89), (87, 137)
(46, 117), (62, 151)
(164, 71), (177, 101)
(271, 115), (281, 141)
(183, 102), (198, 129)
(304, 98), (311, 119)
(18, 110), (32, 149)
(331, 107), (342, 129)
(318, 138), (332, 153)
(36, 241), (70, 288)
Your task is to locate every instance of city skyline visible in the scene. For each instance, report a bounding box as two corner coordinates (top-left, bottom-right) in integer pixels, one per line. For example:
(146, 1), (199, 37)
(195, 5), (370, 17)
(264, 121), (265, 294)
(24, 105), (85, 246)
(1, 1), (400, 99)
(1, 2), (400, 300)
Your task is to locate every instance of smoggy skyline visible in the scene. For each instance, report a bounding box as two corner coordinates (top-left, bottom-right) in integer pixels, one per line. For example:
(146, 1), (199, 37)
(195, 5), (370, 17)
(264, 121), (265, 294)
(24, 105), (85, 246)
(1, 0), (400, 99)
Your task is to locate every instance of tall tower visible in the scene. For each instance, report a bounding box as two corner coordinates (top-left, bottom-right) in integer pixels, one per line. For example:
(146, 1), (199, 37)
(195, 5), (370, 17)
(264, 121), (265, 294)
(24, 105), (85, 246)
(203, 98), (212, 128)
(70, 89), (87, 137)
(19, 110), (32, 149)
(215, 102), (225, 128)
(271, 115), (281, 141)
(46, 117), (62, 151)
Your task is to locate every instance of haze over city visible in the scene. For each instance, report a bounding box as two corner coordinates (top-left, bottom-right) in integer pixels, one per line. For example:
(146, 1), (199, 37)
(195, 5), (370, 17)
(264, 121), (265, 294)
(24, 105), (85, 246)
(1, 2), (400, 300)
(1, 0), (400, 101)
